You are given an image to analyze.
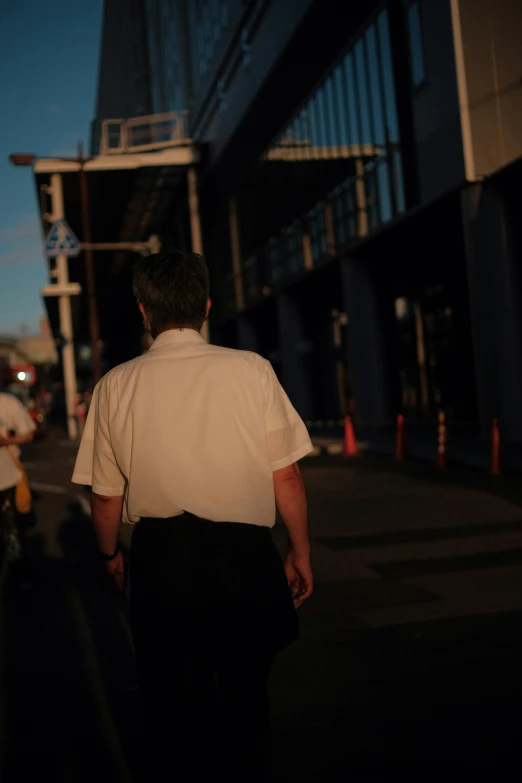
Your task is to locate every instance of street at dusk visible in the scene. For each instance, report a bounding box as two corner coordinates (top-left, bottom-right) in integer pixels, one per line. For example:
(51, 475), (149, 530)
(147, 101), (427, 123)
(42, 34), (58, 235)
(2, 1), (522, 780)
(2, 434), (521, 780)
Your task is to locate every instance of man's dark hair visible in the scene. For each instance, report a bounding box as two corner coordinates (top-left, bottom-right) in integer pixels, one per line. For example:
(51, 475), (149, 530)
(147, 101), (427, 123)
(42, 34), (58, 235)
(133, 250), (210, 336)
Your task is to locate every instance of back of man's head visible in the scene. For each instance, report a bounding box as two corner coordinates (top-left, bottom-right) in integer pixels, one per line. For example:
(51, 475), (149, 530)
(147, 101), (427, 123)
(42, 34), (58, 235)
(133, 250), (210, 337)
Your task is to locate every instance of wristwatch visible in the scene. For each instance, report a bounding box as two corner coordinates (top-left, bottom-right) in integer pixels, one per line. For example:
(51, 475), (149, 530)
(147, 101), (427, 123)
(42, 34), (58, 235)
(98, 546), (120, 562)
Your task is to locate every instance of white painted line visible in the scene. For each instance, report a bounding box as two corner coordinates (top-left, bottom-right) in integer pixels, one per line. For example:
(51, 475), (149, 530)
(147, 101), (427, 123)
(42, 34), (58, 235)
(30, 482), (68, 495)
(76, 494), (91, 517)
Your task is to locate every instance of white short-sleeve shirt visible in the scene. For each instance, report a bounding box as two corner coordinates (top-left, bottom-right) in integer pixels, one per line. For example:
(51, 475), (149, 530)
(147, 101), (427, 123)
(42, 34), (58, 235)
(72, 329), (313, 526)
(0, 392), (36, 492)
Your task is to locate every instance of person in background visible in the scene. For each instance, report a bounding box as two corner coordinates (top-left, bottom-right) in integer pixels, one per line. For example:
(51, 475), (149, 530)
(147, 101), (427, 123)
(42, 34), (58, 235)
(72, 249), (314, 781)
(0, 387), (36, 563)
(74, 393), (88, 438)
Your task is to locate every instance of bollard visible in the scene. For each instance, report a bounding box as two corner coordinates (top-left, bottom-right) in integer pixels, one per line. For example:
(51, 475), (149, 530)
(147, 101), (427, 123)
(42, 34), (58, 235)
(343, 415), (359, 457)
(491, 418), (501, 476)
(437, 412), (447, 468)
(395, 414), (406, 461)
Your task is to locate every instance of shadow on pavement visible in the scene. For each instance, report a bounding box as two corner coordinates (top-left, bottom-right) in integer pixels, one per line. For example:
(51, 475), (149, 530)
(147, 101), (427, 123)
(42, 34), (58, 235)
(3, 487), (522, 782)
(2, 499), (142, 783)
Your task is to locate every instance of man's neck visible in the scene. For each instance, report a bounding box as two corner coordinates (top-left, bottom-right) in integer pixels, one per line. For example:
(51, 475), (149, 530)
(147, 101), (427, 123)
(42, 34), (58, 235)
(153, 325), (200, 338)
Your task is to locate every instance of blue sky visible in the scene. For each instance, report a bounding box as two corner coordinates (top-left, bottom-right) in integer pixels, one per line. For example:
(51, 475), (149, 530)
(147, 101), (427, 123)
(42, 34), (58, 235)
(0, 0), (103, 336)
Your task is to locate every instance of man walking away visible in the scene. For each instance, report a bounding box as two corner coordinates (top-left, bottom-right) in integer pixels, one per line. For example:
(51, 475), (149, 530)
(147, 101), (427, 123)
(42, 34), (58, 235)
(72, 250), (314, 781)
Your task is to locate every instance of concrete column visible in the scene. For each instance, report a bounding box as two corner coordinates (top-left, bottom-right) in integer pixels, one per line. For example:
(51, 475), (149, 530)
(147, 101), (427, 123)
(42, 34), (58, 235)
(355, 158), (369, 239)
(341, 257), (393, 428)
(186, 166), (209, 342)
(236, 316), (259, 353)
(277, 294), (314, 420)
(302, 231), (313, 271)
(462, 183), (522, 440)
(316, 313), (342, 420)
(228, 197), (244, 311)
(324, 201), (336, 256)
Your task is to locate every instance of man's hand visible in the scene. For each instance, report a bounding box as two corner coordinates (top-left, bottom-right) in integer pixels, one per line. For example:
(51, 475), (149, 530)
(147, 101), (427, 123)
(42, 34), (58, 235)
(284, 549), (313, 608)
(104, 551), (125, 593)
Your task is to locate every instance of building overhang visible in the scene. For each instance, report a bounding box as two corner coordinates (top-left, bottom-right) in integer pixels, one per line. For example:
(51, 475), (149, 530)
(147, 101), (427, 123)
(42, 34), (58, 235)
(33, 145), (199, 353)
(34, 145), (198, 174)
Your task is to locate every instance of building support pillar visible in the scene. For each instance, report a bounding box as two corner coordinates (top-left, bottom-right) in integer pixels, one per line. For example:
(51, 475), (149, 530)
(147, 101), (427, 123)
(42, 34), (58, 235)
(277, 294), (314, 420)
(236, 316), (259, 353)
(462, 183), (522, 440)
(341, 257), (393, 428)
(187, 166), (209, 342)
(229, 197), (244, 312)
(355, 158), (369, 239)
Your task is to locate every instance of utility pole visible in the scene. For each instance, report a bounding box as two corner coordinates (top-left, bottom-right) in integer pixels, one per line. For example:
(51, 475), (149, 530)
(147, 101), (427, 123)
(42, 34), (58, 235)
(78, 142), (102, 384)
(50, 173), (78, 439)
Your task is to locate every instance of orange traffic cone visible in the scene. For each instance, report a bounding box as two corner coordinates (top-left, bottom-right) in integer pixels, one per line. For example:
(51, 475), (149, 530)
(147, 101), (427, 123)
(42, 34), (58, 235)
(395, 414), (406, 461)
(343, 415), (358, 457)
(491, 418), (501, 476)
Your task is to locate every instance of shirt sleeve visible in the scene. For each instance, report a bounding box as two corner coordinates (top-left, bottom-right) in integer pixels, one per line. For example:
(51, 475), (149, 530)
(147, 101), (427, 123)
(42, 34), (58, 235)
(9, 397), (36, 436)
(261, 360), (313, 471)
(71, 380), (125, 495)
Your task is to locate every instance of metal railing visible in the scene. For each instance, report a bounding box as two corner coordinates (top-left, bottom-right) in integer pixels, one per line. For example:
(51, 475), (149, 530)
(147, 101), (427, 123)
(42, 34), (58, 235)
(264, 109), (383, 162)
(100, 111), (191, 155)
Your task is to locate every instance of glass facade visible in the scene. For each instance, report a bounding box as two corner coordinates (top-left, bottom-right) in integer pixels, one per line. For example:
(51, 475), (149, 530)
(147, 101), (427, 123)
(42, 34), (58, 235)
(268, 8), (405, 224)
(245, 7), (406, 304)
(192, 0), (230, 81)
(145, 0), (186, 113)
(407, 0), (426, 88)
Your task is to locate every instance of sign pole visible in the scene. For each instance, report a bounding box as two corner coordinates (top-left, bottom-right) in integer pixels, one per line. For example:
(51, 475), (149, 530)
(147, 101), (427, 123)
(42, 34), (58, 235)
(50, 172), (78, 439)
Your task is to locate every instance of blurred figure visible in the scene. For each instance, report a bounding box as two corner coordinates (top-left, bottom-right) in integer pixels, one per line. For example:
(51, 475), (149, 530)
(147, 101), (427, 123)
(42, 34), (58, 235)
(0, 389), (36, 566)
(72, 250), (314, 781)
(74, 392), (89, 438)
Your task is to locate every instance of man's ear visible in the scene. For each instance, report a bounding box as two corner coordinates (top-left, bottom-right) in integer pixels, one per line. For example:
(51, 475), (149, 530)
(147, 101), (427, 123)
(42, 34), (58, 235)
(138, 303), (147, 323)
(205, 299), (212, 319)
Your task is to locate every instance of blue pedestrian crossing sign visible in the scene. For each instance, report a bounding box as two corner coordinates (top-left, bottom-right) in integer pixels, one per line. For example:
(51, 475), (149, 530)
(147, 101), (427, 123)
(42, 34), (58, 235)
(45, 218), (80, 257)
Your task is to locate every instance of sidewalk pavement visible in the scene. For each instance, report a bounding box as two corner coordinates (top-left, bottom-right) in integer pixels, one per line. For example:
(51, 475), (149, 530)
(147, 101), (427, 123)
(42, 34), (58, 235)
(273, 459), (522, 779)
(2, 432), (522, 780)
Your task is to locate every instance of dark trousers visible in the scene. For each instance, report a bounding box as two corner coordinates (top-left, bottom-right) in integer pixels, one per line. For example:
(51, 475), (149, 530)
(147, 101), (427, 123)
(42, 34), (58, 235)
(129, 513), (298, 781)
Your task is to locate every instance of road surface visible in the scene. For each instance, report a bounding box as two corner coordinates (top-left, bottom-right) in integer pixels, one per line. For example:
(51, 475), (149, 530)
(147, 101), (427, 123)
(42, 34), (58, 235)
(1, 434), (521, 781)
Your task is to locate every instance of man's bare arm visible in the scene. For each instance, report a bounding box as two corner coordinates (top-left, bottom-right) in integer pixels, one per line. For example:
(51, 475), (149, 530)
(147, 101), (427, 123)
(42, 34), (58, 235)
(273, 462), (310, 555)
(91, 492), (124, 553)
(91, 492), (125, 592)
(273, 462), (313, 607)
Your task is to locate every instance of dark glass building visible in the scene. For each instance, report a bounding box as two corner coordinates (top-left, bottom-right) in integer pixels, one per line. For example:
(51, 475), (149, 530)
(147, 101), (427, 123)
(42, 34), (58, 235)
(90, 0), (522, 442)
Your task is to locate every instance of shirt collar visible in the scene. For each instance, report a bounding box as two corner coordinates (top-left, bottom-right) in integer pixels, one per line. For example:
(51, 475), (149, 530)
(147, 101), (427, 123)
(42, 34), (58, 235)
(149, 328), (206, 350)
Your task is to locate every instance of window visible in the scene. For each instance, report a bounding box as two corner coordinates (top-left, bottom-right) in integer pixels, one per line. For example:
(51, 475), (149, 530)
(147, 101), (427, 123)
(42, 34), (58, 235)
(344, 53), (362, 146)
(407, 0), (426, 87)
(261, 4), (408, 284)
(354, 41), (372, 144)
